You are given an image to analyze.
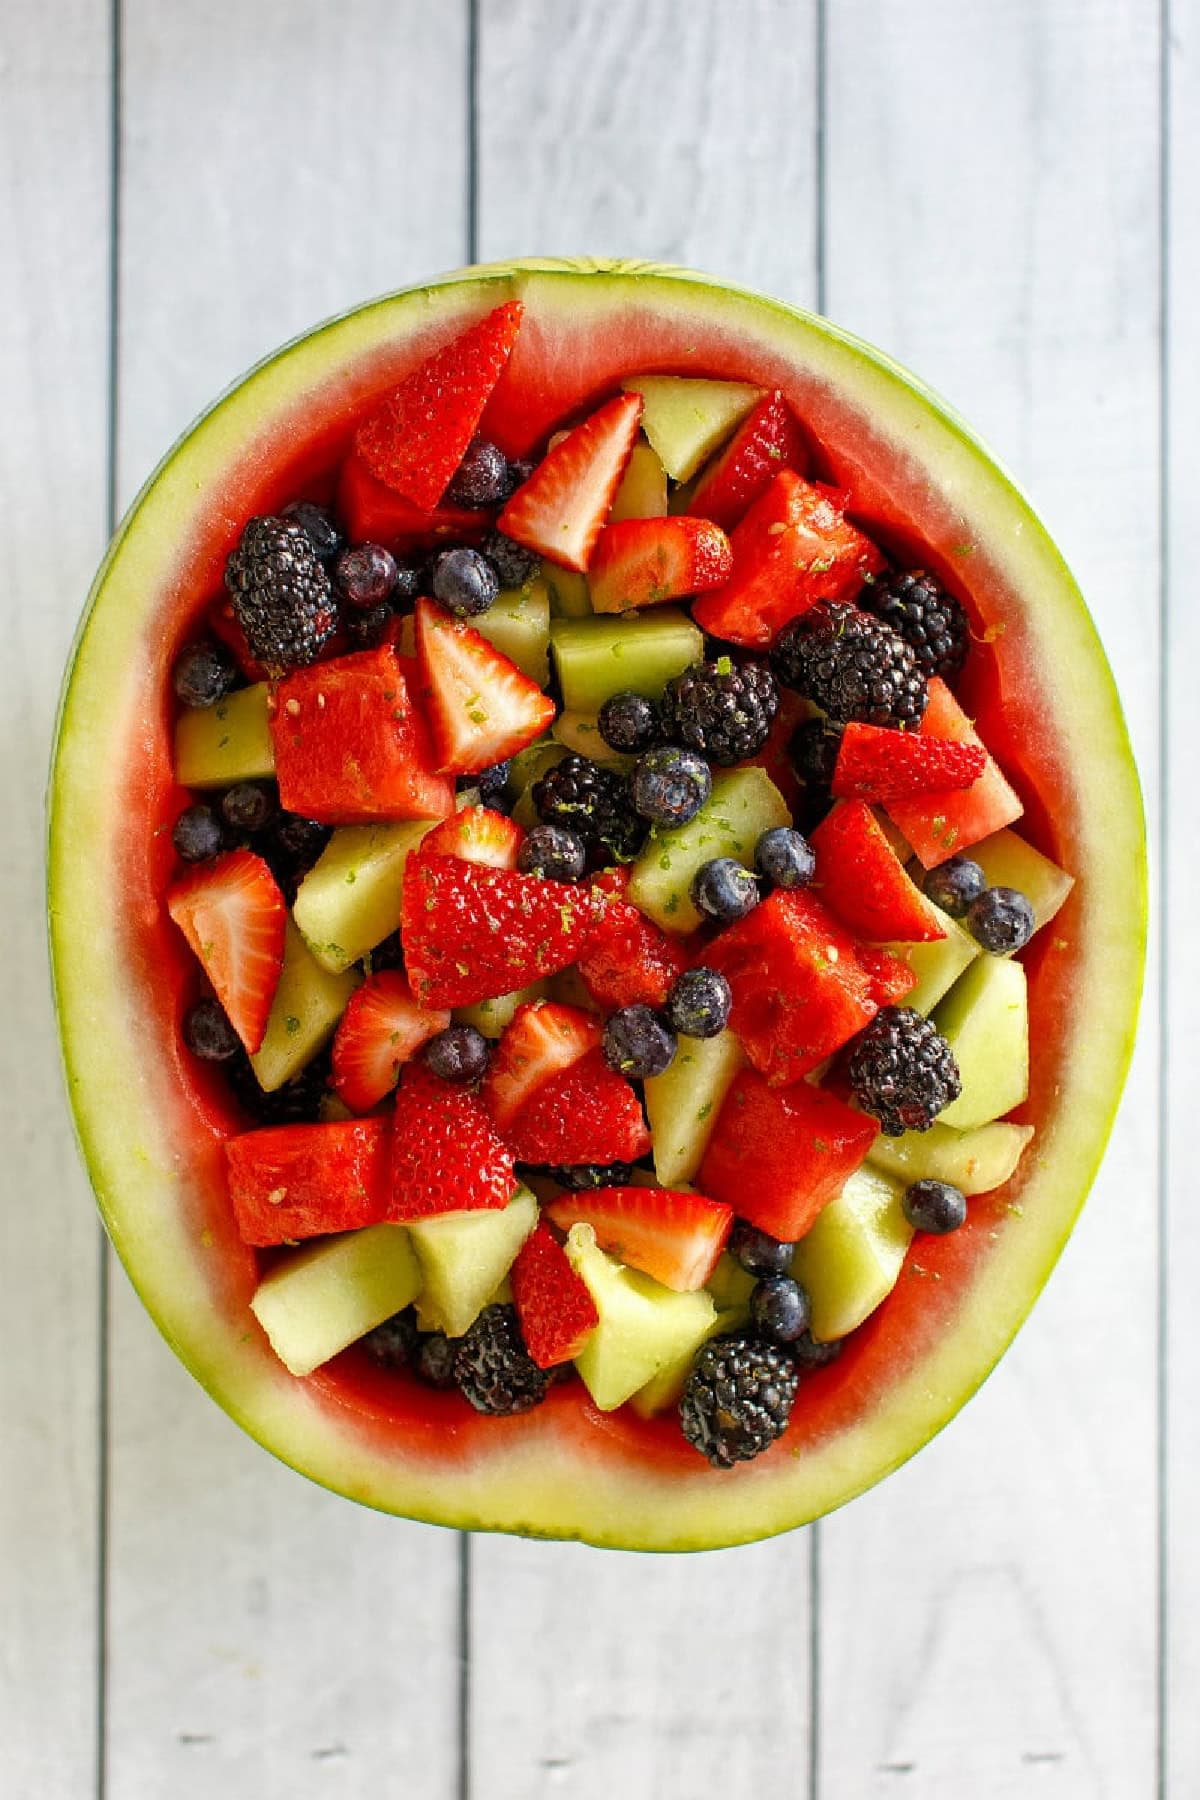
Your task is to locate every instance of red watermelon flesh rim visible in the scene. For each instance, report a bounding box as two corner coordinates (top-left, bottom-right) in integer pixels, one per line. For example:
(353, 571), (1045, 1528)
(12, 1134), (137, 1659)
(48, 260), (1144, 1550)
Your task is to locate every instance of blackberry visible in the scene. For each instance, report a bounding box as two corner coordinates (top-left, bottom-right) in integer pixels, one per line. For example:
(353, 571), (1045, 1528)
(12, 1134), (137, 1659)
(772, 602), (927, 729)
(659, 658), (779, 766)
(691, 857), (759, 924)
(847, 1006), (961, 1136)
(598, 691), (661, 755)
(904, 1179), (968, 1235)
(344, 601), (393, 651)
(967, 885), (1035, 954)
(755, 826), (816, 890)
(481, 529), (540, 589)
(862, 569), (969, 684)
(631, 747), (712, 828)
(749, 1276), (810, 1344)
(729, 1223), (796, 1278)
(266, 813), (330, 899)
(335, 542), (397, 609)
(423, 1024), (490, 1084)
(182, 998), (240, 1062)
(367, 931), (405, 973)
(430, 545), (499, 617)
(923, 855), (986, 919)
(502, 458), (535, 497)
(475, 761), (513, 812)
(172, 803), (226, 863)
(391, 559), (422, 608)
(281, 500), (342, 563)
(789, 718), (843, 791)
(225, 1047), (331, 1127)
(416, 1331), (459, 1389)
(551, 1161), (635, 1191)
(445, 438), (510, 509)
(664, 967), (731, 1040)
(453, 1305), (550, 1416)
(173, 640), (236, 709)
(679, 1333), (800, 1468)
(220, 781), (277, 836)
(532, 754), (645, 862)
(519, 823), (587, 882)
(224, 515), (337, 675)
(603, 1005), (677, 1080)
(362, 1308), (421, 1370)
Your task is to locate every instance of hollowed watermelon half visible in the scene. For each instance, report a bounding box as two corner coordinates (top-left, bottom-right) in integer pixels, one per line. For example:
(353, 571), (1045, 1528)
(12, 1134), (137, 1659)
(48, 259), (1144, 1551)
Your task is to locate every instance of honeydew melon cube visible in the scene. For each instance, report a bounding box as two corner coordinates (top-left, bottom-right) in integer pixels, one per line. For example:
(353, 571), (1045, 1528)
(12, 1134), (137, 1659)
(885, 912), (979, 1014)
(621, 377), (762, 481)
(544, 566), (593, 618)
(969, 828), (1075, 937)
(293, 819), (435, 972)
(453, 981), (548, 1038)
(508, 737), (565, 795)
(250, 1224), (421, 1377)
(174, 683), (275, 787)
(551, 711), (632, 767)
(868, 1118), (1034, 1195)
(566, 1224), (716, 1411)
(609, 439), (669, 521)
(250, 920), (360, 1092)
(935, 956), (1029, 1130)
(474, 578), (551, 684)
(410, 1188), (538, 1338)
(644, 1028), (747, 1184)
(550, 609), (703, 713)
(792, 1166), (912, 1342)
(629, 1310), (732, 1418)
(628, 767), (791, 932)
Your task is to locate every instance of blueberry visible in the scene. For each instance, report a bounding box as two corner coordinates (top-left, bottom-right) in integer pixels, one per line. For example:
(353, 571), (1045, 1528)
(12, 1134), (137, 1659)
(172, 802), (226, 863)
(282, 500), (342, 562)
(691, 857), (759, 924)
(335, 542), (398, 609)
(391, 558), (422, 607)
(665, 967), (732, 1040)
(481, 530), (539, 589)
(416, 1331), (459, 1388)
(903, 1178), (968, 1234)
(518, 823), (587, 882)
(445, 438), (511, 509)
(602, 1005), (677, 1080)
(755, 826), (816, 889)
(182, 997), (240, 1061)
(552, 1161), (635, 1190)
(923, 855), (986, 918)
(966, 885), (1035, 954)
(475, 761), (513, 811)
(632, 746), (712, 828)
(424, 1024), (490, 1084)
(430, 545), (500, 617)
(729, 1222), (796, 1277)
(273, 813), (329, 865)
(172, 641), (236, 708)
(598, 691), (661, 755)
(792, 1329), (842, 1370)
(220, 781), (277, 835)
(502, 458), (535, 497)
(750, 1275), (810, 1343)
(344, 601), (394, 650)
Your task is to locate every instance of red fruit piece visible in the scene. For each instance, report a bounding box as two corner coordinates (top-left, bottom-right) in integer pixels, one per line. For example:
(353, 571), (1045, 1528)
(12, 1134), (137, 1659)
(886, 677), (1025, 868)
(504, 1048), (651, 1166)
(577, 866), (690, 1011)
(330, 971), (450, 1113)
(498, 391), (643, 571)
(704, 888), (879, 1085)
(857, 945), (919, 1007)
(206, 597), (271, 682)
(692, 470), (886, 649)
(415, 596), (556, 775)
(832, 722), (986, 803)
(336, 453), (491, 552)
(483, 1000), (601, 1130)
(354, 301), (524, 510)
(687, 389), (808, 531)
(546, 1186), (733, 1294)
(510, 1221), (600, 1368)
(810, 801), (946, 943)
(420, 804), (525, 870)
(389, 1061), (515, 1221)
(587, 516), (733, 614)
(225, 1118), (390, 1247)
(700, 1071), (878, 1241)
(167, 849), (286, 1054)
(269, 645), (454, 825)
(401, 853), (600, 1009)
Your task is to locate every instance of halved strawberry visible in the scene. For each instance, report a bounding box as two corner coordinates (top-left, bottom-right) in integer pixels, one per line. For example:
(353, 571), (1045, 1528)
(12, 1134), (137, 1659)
(577, 867), (691, 1011)
(498, 391), (643, 571)
(415, 597), (556, 775)
(420, 804), (525, 869)
(484, 1000), (601, 1129)
(504, 1048), (651, 1166)
(687, 389), (808, 531)
(510, 1221), (600, 1367)
(167, 849), (286, 1053)
(401, 853), (601, 1009)
(587, 516), (732, 614)
(337, 453), (492, 551)
(388, 1061), (515, 1221)
(225, 1118), (390, 1246)
(330, 971), (450, 1113)
(545, 1185), (733, 1293)
(832, 721), (987, 803)
(354, 301), (524, 509)
(811, 801), (947, 943)
(886, 678), (1025, 867)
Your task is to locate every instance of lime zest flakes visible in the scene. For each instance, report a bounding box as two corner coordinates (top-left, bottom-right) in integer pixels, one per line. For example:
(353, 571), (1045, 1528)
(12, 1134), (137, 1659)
(715, 655), (733, 677)
(285, 1015), (301, 1035)
(345, 869), (357, 884)
(697, 1101), (713, 1123)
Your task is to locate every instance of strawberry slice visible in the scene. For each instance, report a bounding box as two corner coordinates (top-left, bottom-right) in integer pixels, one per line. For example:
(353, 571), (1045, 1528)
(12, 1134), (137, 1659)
(354, 301), (524, 510)
(225, 1118), (390, 1246)
(832, 722), (986, 803)
(388, 1061), (515, 1221)
(337, 453), (492, 552)
(504, 1048), (651, 1166)
(330, 971), (450, 1113)
(420, 804), (525, 869)
(498, 391), (643, 571)
(577, 867), (690, 1011)
(402, 854), (601, 1009)
(811, 801), (947, 943)
(687, 389), (808, 531)
(692, 470), (886, 649)
(546, 1185), (733, 1293)
(167, 849), (286, 1053)
(483, 999), (602, 1130)
(587, 516), (732, 614)
(415, 596), (556, 775)
(857, 944), (920, 1007)
(510, 1221), (600, 1368)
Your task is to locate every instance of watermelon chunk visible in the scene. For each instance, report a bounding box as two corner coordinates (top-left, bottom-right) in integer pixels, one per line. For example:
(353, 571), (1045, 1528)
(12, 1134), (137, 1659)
(336, 453), (491, 551)
(888, 678), (1024, 867)
(225, 1118), (390, 1246)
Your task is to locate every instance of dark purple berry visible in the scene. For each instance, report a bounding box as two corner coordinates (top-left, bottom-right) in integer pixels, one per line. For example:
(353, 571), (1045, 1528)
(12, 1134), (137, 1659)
(923, 855), (986, 919)
(362, 1309), (421, 1369)
(665, 967), (731, 1040)
(903, 1179), (968, 1234)
(416, 1332), (459, 1389)
(423, 1025), (490, 1084)
(391, 558), (422, 607)
(632, 746), (712, 828)
(750, 1275), (810, 1344)
(792, 1329), (842, 1370)
(182, 997), (240, 1061)
(282, 500), (342, 562)
(475, 761), (513, 811)
(691, 857), (759, 924)
(481, 530), (539, 589)
(729, 1223), (795, 1278)
(966, 885), (1035, 954)
(519, 823), (587, 882)
(552, 1161), (635, 1190)
(430, 545), (500, 617)
(220, 781), (277, 835)
(344, 601), (394, 650)
(173, 641), (236, 709)
(172, 803), (225, 863)
(598, 691), (661, 755)
(445, 438), (511, 509)
(755, 826), (816, 889)
(602, 1005), (677, 1080)
(335, 542), (398, 609)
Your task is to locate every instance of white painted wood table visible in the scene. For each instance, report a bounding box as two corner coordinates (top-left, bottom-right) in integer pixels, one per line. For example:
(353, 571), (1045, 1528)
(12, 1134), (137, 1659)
(1, 0), (1190, 1792)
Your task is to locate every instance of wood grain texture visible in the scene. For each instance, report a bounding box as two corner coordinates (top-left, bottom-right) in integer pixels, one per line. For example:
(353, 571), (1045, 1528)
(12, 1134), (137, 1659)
(818, 3), (1162, 1794)
(0, 4), (111, 1794)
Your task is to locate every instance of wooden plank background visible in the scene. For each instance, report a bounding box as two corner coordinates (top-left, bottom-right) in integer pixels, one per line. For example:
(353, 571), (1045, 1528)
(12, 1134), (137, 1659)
(0, 0), (1182, 1793)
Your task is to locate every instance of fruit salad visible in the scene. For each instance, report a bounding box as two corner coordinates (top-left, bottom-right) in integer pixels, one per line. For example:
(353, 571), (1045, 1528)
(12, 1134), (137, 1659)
(162, 298), (1072, 1472)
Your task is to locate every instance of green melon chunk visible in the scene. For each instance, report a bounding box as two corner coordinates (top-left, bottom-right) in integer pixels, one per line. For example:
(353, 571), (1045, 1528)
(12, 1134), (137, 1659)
(970, 828), (1075, 937)
(885, 912), (979, 1014)
(544, 565), (593, 619)
(293, 819), (435, 973)
(629, 1308), (733, 1418)
(550, 609), (703, 713)
(621, 376), (762, 481)
(508, 737), (565, 795)
(543, 964), (602, 1014)
(174, 683), (275, 788)
(868, 1118), (1034, 1195)
(935, 956), (1029, 1130)
(250, 920), (360, 1092)
(566, 1224), (716, 1411)
(453, 981), (547, 1039)
(250, 1225), (421, 1378)
(792, 1166), (912, 1342)
(705, 1252), (757, 1318)
(551, 711), (632, 766)
(628, 766), (791, 932)
(609, 438), (669, 521)
(410, 1188), (538, 1338)
(474, 578), (551, 684)
(644, 1028), (746, 1183)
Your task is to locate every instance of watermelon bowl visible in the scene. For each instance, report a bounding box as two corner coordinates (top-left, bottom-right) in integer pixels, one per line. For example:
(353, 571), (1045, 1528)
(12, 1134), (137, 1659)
(48, 258), (1145, 1551)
